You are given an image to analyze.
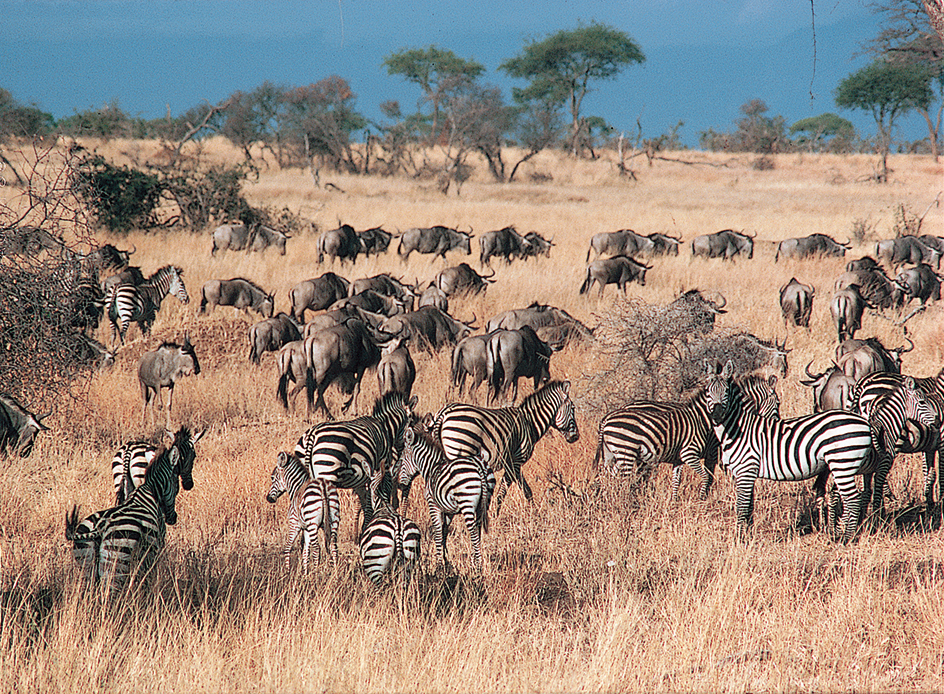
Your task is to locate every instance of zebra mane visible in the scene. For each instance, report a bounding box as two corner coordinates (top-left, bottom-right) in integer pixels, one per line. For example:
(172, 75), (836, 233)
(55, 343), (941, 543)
(142, 443), (171, 482)
(411, 424), (445, 455)
(372, 391), (406, 416)
(148, 265), (182, 281)
(521, 379), (567, 408)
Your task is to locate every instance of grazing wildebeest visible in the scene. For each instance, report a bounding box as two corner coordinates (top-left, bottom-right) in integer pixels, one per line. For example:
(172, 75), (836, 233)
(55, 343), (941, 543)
(690, 229), (754, 260)
(834, 267), (903, 311)
(138, 336), (201, 427)
(486, 326), (553, 404)
(303, 319), (385, 419)
(775, 234), (850, 261)
(0, 393), (50, 458)
(200, 278), (275, 318)
(579, 255), (651, 297)
(835, 337), (912, 381)
(85, 243), (135, 274)
(74, 334), (116, 371)
(289, 273), (350, 323)
(586, 229), (655, 262)
(330, 290), (406, 318)
(1, 225), (61, 256)
(479, 226), (529, 266)
(647, 232), (682, 256)
(486, 302), (593, 347)
(377, 338), (416, 399)
(801, 362), (856, 412)
(846, 256), (882, 272)
(876, 236), (941, 270)
(318, 223), (361, 264)
(522, 231), (554, 259)
(380, 306), (475, 351)
(350, 274), (416, 307)
(418, 282), (449, 312)
(896, 264), (942, 307)
(830, 284), (870, 342)
(397, 226), (473, 261)
(451, 332), (495, 400)
(249, 313), (302, 364)
(357, 227), (394, 257)
(211, 223), (288, 256)
(304, 305), (387, 338)
(779, 277), (815, 327)
(667, 289), (728, 333)
(102, 266), (146, 294)
(436, 263), (495, 296)
(918, 235), (944, 258)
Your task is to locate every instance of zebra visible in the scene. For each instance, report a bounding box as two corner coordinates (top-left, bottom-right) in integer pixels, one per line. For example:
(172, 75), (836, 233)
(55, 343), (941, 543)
(593, 373), (781, 500)
(266, 450), (340, 571)
(431, 380), (579, 515)
(65, 426), (198, 593)
(110, 428), (204, 505)
(398, 426), (495, 574)
(106, 265), (189, 348)
(705, 360), (874, 541)
(293, 392), (416, 534)
(843, 371), (943, 520)
(359, 505), (421, 587)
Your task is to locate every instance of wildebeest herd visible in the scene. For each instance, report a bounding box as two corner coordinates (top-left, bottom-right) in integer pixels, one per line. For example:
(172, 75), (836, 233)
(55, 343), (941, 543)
(5, 220), (944, 596)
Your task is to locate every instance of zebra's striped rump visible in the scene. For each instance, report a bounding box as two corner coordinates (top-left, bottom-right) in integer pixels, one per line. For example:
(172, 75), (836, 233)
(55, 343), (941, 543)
(107, 265), (189, 347)
(359, 506), (421, 587)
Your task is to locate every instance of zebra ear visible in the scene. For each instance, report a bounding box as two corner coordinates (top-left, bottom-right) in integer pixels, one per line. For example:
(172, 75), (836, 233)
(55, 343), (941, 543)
(767, 375), (777, 388)
(904, 376), (916, 389)
(192, 429), (206, 445)
(722, 360), (734, 379)
(163, 428), (174, 445)
(277, 451), (290, 467)
(403, 427), (414, 445)
(703, 359), (714, 376)
(408, 395), (418, 410)
(561, 380), (570, 394)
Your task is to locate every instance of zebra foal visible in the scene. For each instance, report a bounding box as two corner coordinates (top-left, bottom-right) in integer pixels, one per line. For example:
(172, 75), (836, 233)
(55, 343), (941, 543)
(359, 506), (421, 587)
(706, 360), (873, 541)
(398, 426), (495, 574)
(266, 450), (340, 570)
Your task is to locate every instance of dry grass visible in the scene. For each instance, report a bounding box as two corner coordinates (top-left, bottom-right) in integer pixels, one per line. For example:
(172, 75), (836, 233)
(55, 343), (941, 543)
(1, 139), (944, 692)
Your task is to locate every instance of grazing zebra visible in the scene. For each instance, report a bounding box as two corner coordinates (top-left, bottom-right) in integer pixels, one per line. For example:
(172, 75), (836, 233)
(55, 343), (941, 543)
(431, 380), (579, 515)
(398, 426), (495, 573)
(359, 505), (421, 587)
(266, 450), (340, 570)
(111, 428), (204, 505)
(847, 371), (943, 518)
(66, 427), (198, 593)
(594, 373), (781, 499)
(107, 265), (189, 347)
(294, 392), (416, 534)
(706, 360), (873, 541)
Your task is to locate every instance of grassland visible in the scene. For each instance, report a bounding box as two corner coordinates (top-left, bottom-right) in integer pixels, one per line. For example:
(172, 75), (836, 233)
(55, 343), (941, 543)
(1, 139), (943, 692)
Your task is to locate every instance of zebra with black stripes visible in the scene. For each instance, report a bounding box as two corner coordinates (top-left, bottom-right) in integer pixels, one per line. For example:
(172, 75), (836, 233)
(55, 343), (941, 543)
(294, 392), (416, 534)
(398, 426), (495, 573)
(111, 428), (204, 505)
(106, 264), (189, 348)
(594, 372), (781, 500)
(66, 426), (198, 593)
(431, 380), (579, 515)
(849, 371), (942, 519)
(266, 450), (340, 570)
(359, 505), (421, 587)
(705, 360), (874, 541)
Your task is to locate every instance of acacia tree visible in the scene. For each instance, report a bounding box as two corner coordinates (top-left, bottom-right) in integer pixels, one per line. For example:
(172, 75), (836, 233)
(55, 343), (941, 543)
(835, 58), (933, 181)
(500, 22), (645, 157)
(789, 113), (856, 152)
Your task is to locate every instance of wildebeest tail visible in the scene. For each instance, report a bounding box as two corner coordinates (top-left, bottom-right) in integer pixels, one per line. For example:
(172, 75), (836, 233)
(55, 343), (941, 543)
(276, 351), (295, 409)
(487, 335), (504, 400)
(579, 268), (592, 295)
(199, 286), (208, 314)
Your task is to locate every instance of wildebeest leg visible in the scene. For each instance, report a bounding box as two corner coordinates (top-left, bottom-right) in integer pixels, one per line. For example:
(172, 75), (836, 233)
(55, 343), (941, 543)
(165, 385), (174, 428)
(141, 383), (154, 425)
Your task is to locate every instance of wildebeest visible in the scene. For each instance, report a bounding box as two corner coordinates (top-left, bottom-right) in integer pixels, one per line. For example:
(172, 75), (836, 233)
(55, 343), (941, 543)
(380, 306), (475, 351)
(377, 338), (416, 399)
(303, 318), (386, 419)
(876, 236), (941, 270)
(200, 278), (275, 318)
(0, 393), (50, 458)
(138, 336), (201, 427)
(666, 289), (728, 335)
(479, 226), (530, 266)
(84, 243), (135, 274)
(846, 256), (882, 273)
(102, 266), (146, 294)
(289, 272), (351, 323)
(303, 305), (387, 338)
(249, 313), (302, 364)
(775, 234), (850, 261)
(486, 302), (593, 347)
(451, 332), (494, 400)
(830, 284), (870, 342)
(1, 225), (61, 257)
(834, 266), (903, 311)
(895, 264), (942, 307)
(522, 231), (554, 259)
(318, 223), (361, 264)
(357, 227), (393, 257)
(74, 334), (116, 371)
(835, 336), (912, 381)
(350, 274), (417, 307)
(211, 224), (288, 256)
(486, 326), (553, 404)
(579, 255), (650, 297)
(330, 290), (406, 317)
(690, 229), (755, 260)
(779, 277), (815, 327)
(801, 362), (856, 412)
(647, 232), (682, 256)
(436, 263), (495, 297)
(586, 229), (655, 262)
(397, 226), (473, 261)
(276, 340), (309, 411)
(418, 282), (449, 312)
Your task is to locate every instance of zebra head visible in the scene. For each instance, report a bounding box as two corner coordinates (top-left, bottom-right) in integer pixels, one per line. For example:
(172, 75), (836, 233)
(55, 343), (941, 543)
(705, 360), (737, 425)
(396, 427), (422, 503)
(266, 451), (294, 503)
(551, 381), (579, 443)
(156, 446), (182, 526)
(166, 426), (204, 492)
(167, 266), (190, 304)
(902, 377), (939, 429)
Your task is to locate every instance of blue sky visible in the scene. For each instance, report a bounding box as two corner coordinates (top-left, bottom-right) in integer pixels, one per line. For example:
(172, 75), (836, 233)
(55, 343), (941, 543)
(0, 0), (932, 147)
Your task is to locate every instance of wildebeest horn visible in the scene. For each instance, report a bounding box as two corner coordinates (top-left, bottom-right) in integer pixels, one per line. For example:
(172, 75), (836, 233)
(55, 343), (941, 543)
(840, 238), (852, 248)
(129, 244), (137, 255)
(896, 337), (915, 354)
(37, 411), (52, 422)
(482, 269), (496, 280)
(711, 291), (727, 311)
(803, 360), (818, 379)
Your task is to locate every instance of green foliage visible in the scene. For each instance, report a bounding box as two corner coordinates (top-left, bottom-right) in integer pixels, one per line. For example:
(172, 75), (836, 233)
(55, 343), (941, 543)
(699, 100), (790, 154)
(160, 163), (254, 231)
(71, 153), (164, 233)
(835, 59), (934, 117)
(0, 89), (55, 140)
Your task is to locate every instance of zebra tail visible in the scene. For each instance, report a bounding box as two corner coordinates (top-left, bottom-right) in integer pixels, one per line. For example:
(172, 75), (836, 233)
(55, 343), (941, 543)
(65, 505), (98, 542)
(479, 475), (491, 534)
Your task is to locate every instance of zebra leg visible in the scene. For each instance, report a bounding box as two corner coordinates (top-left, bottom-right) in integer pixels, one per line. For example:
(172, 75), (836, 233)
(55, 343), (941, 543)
(670, 464), (683, 500)
(282, 518), (301, 571)
(492, 473), (511, 516)
(303, 526), (317, 571)
(833, 474), (862, 542)
(462, 506), (484, 574)
(859, 473), (875, 532)
(733, 475), (756, 536)
(871, 454), (892, 526)
(353, 485), (373, 537)
(429, 504), (447, 571)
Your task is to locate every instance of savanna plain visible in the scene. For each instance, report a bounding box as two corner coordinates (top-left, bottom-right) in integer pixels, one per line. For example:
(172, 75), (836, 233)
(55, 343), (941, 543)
(2, 140), (944, 692)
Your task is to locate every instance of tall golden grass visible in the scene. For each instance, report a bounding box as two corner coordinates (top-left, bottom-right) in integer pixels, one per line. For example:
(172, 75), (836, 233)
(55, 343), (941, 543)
(2, 138), (944, 692)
